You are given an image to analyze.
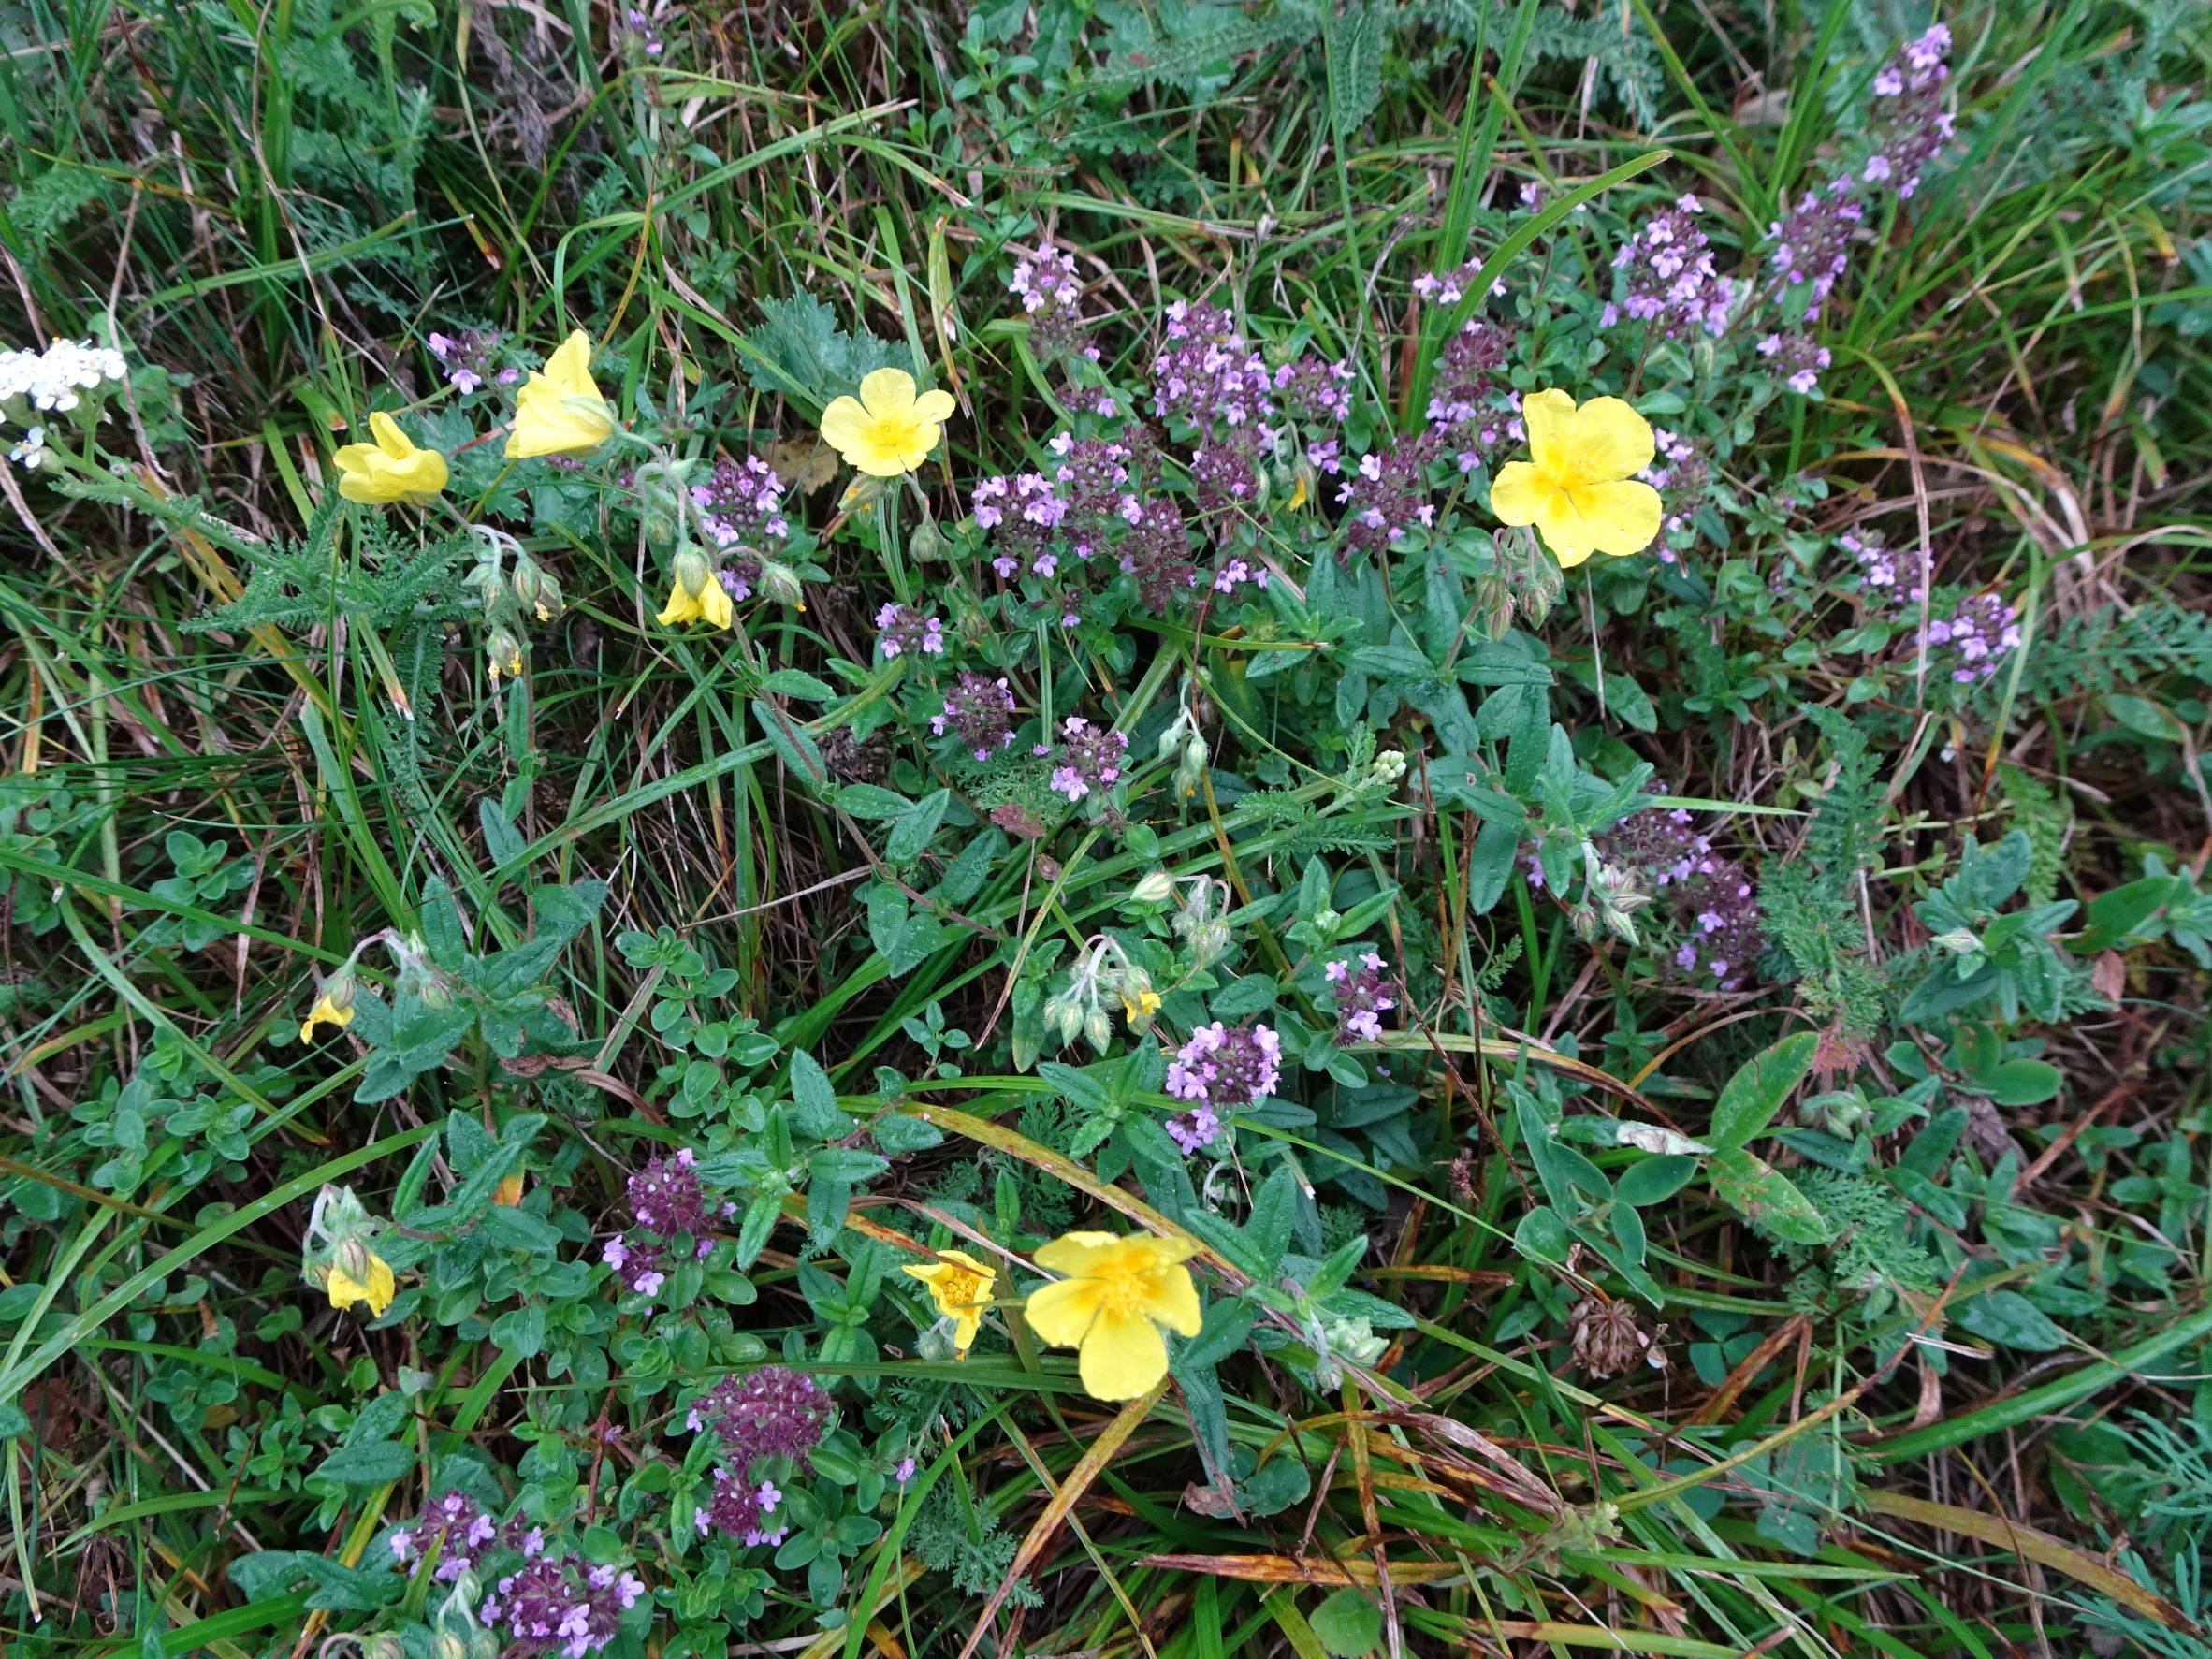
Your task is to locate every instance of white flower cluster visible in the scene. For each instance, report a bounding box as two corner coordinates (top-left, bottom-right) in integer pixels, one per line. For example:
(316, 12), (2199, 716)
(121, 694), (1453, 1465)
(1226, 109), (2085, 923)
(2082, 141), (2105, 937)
(1, 337), (129, 415)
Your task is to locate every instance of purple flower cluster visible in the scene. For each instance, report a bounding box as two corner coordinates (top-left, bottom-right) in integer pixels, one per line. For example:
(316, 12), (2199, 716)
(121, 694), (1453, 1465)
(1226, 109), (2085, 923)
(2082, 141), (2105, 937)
(1272, 356), (1355, 424)
(1603, 196), (1734, 340)
(1597, 801), (1764, 991)
(1864, 24), (1956, 196)
(1758, 332), (1833, 397)
(601, 1148), (727, 1298)
(1640, 427), (1707, 556)
(693, 1468), (788, 1549)
(1766, 182), (1863, 321)
(481, 1555), (646, 1659)
(691, 454), (790, 549)
(1166, 1021), (1282, 1109)
(1009, 242), (1096, 364)
(428, 330), (512, 396)
(617, 6), (665, 57)
(1335, 435), (1442, 558)
(390, 1491), (531, 1582)
(685, 1365), (833, 1452)
(1165, 1102), (1220, 1157)
(1928, 591), (2022, 684)
(1413, 261), (1506, 307)
(1426, 318), (1516, 465)
(1326, 952), (1395, 1044)
(683, 1367), (829, 1550)
(874, 602), (945, 660)
(1211, 556), (1268, 595)
(1045, 716), (1129, 803)
(1151, 301), (1275, 431)
(931, 672), (1018, 763)
(1841, 529), (1924, 608)
(973, 434), (1195, 620)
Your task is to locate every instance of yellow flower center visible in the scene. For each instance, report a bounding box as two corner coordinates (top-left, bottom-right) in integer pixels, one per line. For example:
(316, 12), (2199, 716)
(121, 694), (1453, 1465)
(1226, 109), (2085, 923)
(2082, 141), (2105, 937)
(860, 411), (923, 455)
(939, 1266), (986, 1309)
(1088, 1259), (1155, 1317)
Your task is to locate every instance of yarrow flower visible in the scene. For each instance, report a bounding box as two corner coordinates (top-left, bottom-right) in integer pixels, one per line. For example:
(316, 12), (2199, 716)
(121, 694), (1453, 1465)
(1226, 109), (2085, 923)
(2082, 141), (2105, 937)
(931, 672), (1018, 762)
(0, 336), (128, 414)
(1488, 389), (1663, 566)
(1046, 716), (1129, 803)
(1022, 1230), (1202, 1401)
(874, 602), (945, 660)
(1326, 952), (1396, 1044)
(1603, 196), (1734, 340)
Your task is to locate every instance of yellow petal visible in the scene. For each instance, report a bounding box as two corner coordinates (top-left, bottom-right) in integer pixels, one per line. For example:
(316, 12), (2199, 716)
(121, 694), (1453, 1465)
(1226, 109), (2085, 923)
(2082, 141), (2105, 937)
(300, 994), (355, 1042)
(326, 1263), (369, 1310)
(1486, 460), (1546, 528)
(1566, 396), (1655, 483)
(1521, 388), (1580, 479)
(1570, 478), (1664, 557)
(1032, 1230), (1125, 1275)
(1077, 1306), (1169, 1401)
(368, 410), (413, 459)
(858, 367), (919, 418)
(698, 575), (735, 631)
(1140, 1260), (1202, 1337)
(544, 330), (599, 398)
(949, 1305), (981, 1356)
(910, 388), (956, 425)
(818, 395), (870, 457)
(1022, 1275), (1103, 1347)
(656, 581), (701, 626)
(361, 1251), (397, 1316)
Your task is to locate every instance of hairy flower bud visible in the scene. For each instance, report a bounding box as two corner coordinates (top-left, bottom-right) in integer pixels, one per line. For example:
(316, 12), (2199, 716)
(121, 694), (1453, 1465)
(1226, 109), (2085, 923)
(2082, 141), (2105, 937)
(756, 559), (807, 609)
(510, 551), (563, 622)
(1084, 1008), (1113, 1054)
(1131, 869), (1175, 905)
(908, 516), (948, 563)
(1175, 731), (1210, 799)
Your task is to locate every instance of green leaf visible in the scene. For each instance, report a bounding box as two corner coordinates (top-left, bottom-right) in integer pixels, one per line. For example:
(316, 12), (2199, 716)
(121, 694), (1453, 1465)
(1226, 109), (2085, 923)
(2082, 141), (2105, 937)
(759, 667), (838, 701)
(736, 292), (912, 407)
(1512, 1205), (1571, 1265)
(1707, 1147), (1831, 1245)
(313, 1440), (415, 1486)
(884, 789), (952, 862)
(1309, 1587), (1383, 1658)
(1709, 1031), (1820, 1151)
(1983, 1058), (2062, 1107)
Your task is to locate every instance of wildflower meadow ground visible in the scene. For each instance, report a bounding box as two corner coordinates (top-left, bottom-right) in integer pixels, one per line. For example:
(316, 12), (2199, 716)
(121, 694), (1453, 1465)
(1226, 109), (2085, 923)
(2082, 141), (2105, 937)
(3, 4), (2212, 1658)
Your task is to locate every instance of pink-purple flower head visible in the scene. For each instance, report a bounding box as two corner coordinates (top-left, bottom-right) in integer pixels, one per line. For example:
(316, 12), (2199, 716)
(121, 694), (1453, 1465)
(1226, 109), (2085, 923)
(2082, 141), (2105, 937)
(874, 602), (945, 660)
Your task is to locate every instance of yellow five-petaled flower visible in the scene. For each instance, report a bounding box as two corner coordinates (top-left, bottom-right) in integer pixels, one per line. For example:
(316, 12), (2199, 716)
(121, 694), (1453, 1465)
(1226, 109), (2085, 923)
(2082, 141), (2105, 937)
(333, 412), (448, 504)
(506, 330), (617, 459)
(903, 1247), (996, 1358)
(819, 368), (955, 478)
(1022, 1230), (1201, 1401)
(1488, 388), (1663, 567)
(326, 1240), (398, 1317)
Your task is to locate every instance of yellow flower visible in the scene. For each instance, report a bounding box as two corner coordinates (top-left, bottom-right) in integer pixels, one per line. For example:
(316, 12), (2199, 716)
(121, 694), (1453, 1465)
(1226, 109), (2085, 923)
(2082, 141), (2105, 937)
(300, 979), (355, 1043)
(1023, 1230), (1202, 1401)
(1487, 388), (1663, 567)
(332, 412), (448, 504)
(1120, 986), (1161, 1025)
(903, 1248), (995, 1357)
(819, 368), (955, 478)
(506, 330), (617, 459)
(325, 1240), (397, 1317)
(656, 554), (735, 631)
